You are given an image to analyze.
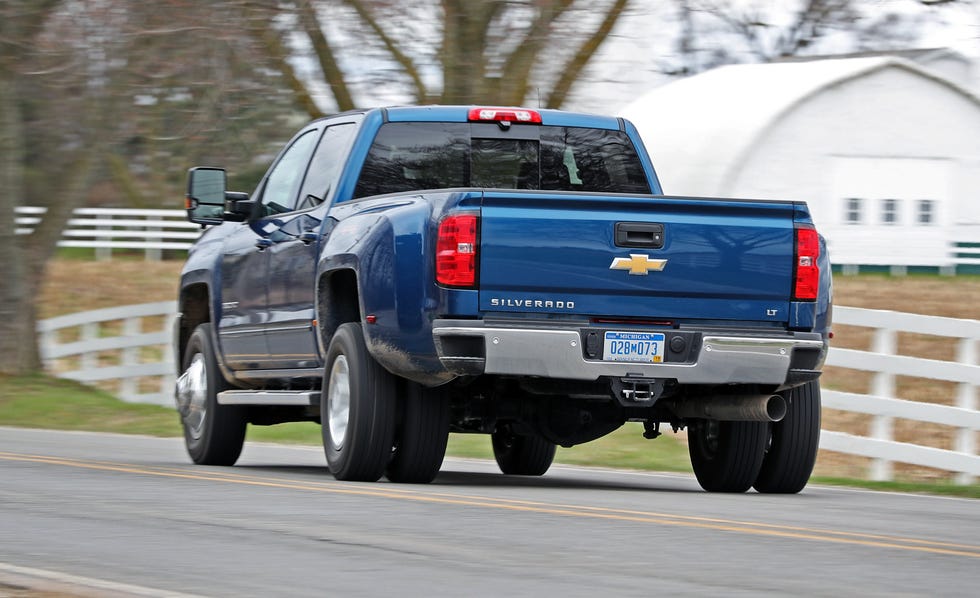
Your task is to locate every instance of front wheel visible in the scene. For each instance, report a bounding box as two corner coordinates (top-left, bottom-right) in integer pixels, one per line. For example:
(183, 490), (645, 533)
(321, 322), (397, 482)
(753, 381), (821, 494)
(175, 323), (246, 466)
(688, 418), (767, 493)
(491, 430), (556, 476)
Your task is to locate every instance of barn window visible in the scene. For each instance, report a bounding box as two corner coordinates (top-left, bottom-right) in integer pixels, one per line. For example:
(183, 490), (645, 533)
(881, 199), (900, 225)
(917, 200), (935, 225)
(844, 198), (862, 224)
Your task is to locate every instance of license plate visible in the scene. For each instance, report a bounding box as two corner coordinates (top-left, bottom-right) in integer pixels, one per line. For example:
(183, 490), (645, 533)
(603, 331), (665, 363)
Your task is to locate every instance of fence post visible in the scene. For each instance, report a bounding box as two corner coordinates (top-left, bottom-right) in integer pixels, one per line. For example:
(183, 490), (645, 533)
(955, 337), (977, 485)
(39, 328), (56, 366)
(870, 326), (897, 481)
(146, 214), (162, 261)
(120, 317), (140, 401)
(80, 321), (99, 373)
(95, 213), (112, 261)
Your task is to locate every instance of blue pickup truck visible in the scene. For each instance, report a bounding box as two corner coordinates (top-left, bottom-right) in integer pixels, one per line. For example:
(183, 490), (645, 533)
(175, 106), (832, 493)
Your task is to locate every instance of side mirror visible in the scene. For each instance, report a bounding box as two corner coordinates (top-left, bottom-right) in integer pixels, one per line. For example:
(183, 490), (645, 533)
(185, 167), (227, 225)
(223, 191), (257, 222)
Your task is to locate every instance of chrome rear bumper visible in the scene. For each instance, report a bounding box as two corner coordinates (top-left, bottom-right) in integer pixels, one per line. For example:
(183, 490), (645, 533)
(432, 322), (825, 386)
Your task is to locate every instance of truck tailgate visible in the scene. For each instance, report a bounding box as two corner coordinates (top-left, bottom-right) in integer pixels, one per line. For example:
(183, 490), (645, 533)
(479, 192), (796, 323)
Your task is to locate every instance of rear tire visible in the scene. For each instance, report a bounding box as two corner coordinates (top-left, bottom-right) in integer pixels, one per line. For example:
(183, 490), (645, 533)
(492, 429), (556, 476)
(176, 323), (246, 466)
(753, 381), (821, 494)
(385, 382), (450, 484)
(321, 322), (397, 482)
(688, 419), (767, 493)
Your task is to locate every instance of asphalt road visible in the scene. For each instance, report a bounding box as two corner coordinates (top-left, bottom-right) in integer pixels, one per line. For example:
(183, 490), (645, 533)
(0, 427), (977, 597)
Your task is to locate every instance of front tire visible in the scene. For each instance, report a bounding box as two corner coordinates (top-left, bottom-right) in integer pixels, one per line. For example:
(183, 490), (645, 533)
(321, 322), (397, 482)
(753, 381), (821, 494)
(175, 323), (246, 466)
(491, 429), (556, 476)
(688, 419), (767, 493)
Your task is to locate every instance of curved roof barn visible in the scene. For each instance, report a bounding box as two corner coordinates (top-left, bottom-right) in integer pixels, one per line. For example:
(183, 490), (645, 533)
(619, 55), (980, 271)
(620, 56), (980, 196)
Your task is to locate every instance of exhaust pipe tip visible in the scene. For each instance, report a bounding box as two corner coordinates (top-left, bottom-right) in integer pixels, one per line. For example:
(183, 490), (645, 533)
(765, 394), (787, 422)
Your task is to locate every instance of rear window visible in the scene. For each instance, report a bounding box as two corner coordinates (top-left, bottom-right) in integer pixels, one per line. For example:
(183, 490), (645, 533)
(352, 122), (650, 198)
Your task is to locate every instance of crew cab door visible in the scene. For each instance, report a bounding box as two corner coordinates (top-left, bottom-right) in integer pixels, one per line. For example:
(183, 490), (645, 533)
(218, 127), (319, 370)
(263, 121), (359, 368)
(217, 224), (269, 370)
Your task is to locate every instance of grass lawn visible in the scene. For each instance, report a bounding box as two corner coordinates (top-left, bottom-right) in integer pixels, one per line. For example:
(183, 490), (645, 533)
(3, 373), (978, 498)
(0, 373), (180, 436)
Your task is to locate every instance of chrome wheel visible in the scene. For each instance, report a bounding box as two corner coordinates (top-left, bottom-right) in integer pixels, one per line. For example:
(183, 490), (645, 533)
(320, 322), (397, 481)
(177, 353), (208, 441)
(178, 323), (246, 466)
(327, 355), (351, 450)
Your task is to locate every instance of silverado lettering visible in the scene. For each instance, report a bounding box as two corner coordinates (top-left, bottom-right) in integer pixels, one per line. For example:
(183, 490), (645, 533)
(174, 105), (832, 494)
(489, 298), (575, 309)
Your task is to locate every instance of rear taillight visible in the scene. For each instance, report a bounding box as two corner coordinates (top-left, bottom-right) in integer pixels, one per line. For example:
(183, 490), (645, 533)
(793, 226), (820, 301)
(436, 214), (478, 287)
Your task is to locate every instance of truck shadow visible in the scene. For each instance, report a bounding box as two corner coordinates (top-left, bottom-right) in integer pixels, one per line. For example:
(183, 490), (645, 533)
(232, 463), (700, 493)
(433, 469), (699, 493)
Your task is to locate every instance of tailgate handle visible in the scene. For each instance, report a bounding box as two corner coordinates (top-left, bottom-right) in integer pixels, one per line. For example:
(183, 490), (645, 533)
(615, 222), (664, 249)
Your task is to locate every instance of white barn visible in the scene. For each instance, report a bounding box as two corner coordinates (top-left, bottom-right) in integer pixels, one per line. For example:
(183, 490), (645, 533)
(620, 53), (980, 273)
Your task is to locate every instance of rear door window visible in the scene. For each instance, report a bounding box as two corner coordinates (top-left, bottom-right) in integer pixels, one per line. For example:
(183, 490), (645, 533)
(297, 123), (357, 210)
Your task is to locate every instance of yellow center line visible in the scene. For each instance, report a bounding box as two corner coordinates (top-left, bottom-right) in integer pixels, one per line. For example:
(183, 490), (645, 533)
(128, 461), (980, 553)
(3, 451), (978, 558)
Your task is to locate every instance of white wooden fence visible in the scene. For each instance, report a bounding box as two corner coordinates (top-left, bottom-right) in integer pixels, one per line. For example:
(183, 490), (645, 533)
(822, 306), (979, 484)
(15, 207), (200, 260)
(37, 302), (177, 406)
(36, 303), (980, 484)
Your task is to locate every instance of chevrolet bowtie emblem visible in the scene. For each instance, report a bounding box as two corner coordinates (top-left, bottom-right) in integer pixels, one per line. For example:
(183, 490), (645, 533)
(609, 254), (667, 275)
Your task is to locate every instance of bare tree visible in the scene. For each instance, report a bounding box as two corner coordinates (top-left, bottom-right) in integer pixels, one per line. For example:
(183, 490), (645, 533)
(663, 0), (964, 75)
(253, 0), (633, 116)
(0, 1), (302, 376)
(0, 0), (91, 375)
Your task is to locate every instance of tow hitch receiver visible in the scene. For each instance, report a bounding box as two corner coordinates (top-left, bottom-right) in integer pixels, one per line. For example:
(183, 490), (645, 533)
(611, 377), (666, 406)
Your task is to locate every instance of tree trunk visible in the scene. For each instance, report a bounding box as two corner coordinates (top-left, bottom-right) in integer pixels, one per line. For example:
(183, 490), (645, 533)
(440, 0), (500, 103)
(0, 0), (105, 376)
(0, 69), (38, 374)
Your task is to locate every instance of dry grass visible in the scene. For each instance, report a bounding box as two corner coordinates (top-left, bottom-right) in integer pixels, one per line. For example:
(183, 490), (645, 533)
(40, 257), (181, 318)
(40, 260), (980, 482)
(829, 275), (980, 319)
